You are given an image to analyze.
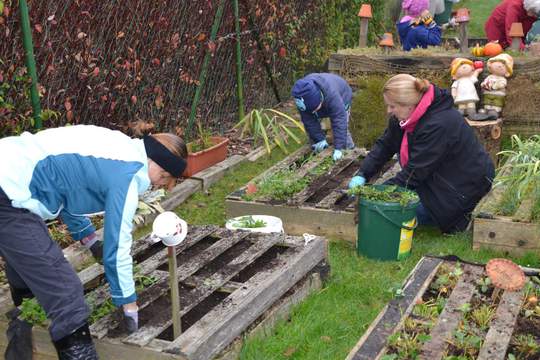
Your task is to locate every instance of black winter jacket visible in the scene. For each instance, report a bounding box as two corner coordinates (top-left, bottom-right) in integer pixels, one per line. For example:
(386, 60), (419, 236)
(357, 86), (495, 233)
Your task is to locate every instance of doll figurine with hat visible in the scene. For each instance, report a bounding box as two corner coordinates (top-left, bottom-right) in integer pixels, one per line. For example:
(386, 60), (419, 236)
(477, 53), (514, 120)
(450, 58), (484, 118)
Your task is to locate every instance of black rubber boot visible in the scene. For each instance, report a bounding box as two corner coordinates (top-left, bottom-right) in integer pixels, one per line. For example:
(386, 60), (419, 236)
(53, 324), (99, 360)
(5, 308), (33, 360)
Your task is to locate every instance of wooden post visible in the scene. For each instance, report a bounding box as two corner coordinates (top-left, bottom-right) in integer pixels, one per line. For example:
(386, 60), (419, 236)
(168, 246), (182, 338)
(358, 4), (372, 48)
(455, 8), (470, 53)
(466, 118), (503, 166)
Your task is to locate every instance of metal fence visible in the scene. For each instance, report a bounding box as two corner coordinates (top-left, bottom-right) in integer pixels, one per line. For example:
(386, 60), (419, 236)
(0, 0), (389, 138)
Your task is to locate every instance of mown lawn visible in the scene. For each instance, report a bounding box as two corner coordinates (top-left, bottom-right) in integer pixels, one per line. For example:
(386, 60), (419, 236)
(452, 0), (500, 38)
(170, 138), (539, 360)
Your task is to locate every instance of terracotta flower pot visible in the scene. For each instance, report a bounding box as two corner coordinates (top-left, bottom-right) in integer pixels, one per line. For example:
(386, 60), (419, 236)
(183, 136), (229, 177)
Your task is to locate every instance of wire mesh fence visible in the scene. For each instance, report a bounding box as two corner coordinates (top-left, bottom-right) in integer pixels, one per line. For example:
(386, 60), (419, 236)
(0, 0), (389, 138)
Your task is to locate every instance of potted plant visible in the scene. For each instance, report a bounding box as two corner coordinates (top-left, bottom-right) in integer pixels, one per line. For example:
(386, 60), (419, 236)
(183, 122), (229, 177)
(234, 108), (305, 154)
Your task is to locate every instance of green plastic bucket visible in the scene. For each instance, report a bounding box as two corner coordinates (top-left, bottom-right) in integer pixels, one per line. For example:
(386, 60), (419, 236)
(357, 185), (420, 261)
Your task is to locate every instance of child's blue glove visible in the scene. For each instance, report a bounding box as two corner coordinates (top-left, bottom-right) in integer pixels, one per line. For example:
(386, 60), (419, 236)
(348, 175), (366, 189)
(312, 139), (329, 153)
(332, 149), (343, 161)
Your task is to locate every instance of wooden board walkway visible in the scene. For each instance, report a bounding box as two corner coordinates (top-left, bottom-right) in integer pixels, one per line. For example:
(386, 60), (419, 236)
(0, 226), (328, 360)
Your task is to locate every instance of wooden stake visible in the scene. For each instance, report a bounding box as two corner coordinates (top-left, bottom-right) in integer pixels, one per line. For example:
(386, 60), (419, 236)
(168, 246), (182, 338)
(459, 22), (469, 53)
(359, 18), (369, 47)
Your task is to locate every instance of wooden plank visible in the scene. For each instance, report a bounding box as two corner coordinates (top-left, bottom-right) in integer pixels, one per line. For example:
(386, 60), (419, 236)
(419, 265), (484, 360)
(373, 161), (401, 185)
(473, 217), (540, 255)
(477, 289), (524, 360)
(191, 155), (246, 191)
(289, 148), (366, 205)
(164, 236), (326, 360)
(512, 196), (534, 223)
(90, 228), (248, 338)
(474, 166), (511, 217)
(161, 179), (202, 211)
(182, 276), (243, 294)
(216, 272), (323, 360)
(123, 232), (284, 346)
(316, 188), (349, 209)
(346, 257), (443, 360)
(226, 199), (357, 242)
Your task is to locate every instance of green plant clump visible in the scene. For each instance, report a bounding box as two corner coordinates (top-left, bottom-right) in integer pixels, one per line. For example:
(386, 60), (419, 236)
(348, 185), (419, 207)
(230, 216), (267, 229)
(20, 298), (47, 326)
(243, 168), (310, 201)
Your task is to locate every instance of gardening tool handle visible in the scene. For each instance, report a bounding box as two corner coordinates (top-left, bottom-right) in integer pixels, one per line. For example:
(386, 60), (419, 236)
(373, 205), (417, 231)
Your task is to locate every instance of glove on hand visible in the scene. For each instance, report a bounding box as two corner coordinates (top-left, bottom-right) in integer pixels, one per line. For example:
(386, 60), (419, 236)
(348, 175), (366, 189)
(123, 309), (138, 334)
(312, 139), (329, 153)
(81, 233), (103, 262)
(332, 149), (343, 161)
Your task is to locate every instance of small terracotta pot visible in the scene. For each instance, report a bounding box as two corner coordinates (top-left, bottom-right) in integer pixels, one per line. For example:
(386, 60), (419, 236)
(183, 136), (229, 177)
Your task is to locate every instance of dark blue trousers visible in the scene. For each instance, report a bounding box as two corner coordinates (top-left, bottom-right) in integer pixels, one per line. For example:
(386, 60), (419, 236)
(0, 188), (89, 341)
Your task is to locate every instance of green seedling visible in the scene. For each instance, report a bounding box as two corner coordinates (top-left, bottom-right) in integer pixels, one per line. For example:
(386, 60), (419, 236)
(242, 168), (310, 201)
(20, 298), (47, 326)
(230, 215), (267, 229)
(387, 284), (404, 299)
(347, 185), (419, 207)
(476, 277), (492, 293)
(469, 304), (496, 330)
(413, 299), (439, 320)
(513, 334), (540, 358)
(387, 331), (431, 359)
(458, 303), (472, 314)
(88, 298), (115, 324)
(451, 326), (483, 358)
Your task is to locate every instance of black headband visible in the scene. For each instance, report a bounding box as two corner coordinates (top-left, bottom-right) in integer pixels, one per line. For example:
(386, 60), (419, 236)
(143, 135), (187, 178)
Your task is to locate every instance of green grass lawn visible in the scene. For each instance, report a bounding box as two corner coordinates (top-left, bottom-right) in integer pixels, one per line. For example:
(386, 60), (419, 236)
(451, 0), (501, 38)
(170, 138), (539, 360)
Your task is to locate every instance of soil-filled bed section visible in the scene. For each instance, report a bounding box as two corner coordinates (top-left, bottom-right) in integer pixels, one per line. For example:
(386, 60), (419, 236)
(379, 261), (540, 360)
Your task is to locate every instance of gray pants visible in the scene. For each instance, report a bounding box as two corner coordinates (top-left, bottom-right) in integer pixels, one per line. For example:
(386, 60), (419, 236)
(0, 188), (89, 341)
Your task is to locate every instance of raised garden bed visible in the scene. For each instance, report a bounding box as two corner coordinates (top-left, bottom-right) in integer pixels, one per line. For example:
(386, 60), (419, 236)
(473, 136), (540, 256)
(346, 256), (540, 360)
(225, 145), (400, 242)
(0, 226), (328, 359)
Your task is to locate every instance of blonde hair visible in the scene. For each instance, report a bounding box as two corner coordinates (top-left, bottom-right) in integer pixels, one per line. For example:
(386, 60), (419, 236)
(383, 74), (431, 106)
(151, 133), (188, 159)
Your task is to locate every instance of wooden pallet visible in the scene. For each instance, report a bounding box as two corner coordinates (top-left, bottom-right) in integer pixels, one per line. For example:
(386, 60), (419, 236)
(225, 145), (399, 242)
(472, 172), (540, 256)
(346, 257), (537, 360)
(0, 226), (328, 360)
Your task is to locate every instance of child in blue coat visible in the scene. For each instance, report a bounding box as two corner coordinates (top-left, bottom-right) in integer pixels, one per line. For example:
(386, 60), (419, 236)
(398, 10), (442, 51)
(291, 73), (355, 161)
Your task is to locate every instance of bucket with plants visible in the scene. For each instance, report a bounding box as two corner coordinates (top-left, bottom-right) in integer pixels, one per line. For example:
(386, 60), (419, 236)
(348, 184), (419, 260)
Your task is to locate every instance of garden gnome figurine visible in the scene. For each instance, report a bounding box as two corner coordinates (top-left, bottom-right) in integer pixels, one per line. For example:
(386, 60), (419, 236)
(478, 53), (514, 120)
(450, 57), (483, 118)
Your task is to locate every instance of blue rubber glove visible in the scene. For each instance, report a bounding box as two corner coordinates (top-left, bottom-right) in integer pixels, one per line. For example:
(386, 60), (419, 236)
(312, 139), (329, 153)
(333, 149), (343, 161)
(348, 175), (366, 189)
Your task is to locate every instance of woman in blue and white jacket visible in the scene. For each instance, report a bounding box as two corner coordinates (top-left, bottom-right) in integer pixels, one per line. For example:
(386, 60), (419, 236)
(0, 125), (187, 359)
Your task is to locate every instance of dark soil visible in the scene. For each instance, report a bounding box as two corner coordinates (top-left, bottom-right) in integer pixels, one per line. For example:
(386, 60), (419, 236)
(304, 159), (363, 205)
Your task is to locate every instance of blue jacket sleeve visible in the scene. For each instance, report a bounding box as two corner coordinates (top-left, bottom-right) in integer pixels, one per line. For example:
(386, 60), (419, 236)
(103, 179), (139, 306)
(59, 210), (95, 241)
(300, 111), (325, 145)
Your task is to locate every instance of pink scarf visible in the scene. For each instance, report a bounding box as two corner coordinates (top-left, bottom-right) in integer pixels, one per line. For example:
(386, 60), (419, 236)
(399, 85), (435, 167)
